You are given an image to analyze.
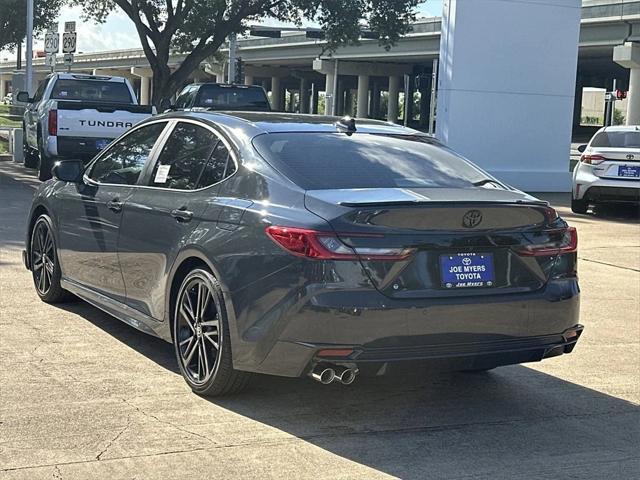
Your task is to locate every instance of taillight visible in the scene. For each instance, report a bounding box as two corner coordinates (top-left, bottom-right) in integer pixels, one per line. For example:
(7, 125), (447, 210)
(265, 226), (413, 260)
(48, 110), (57, 136)
(580, 154), (605, 165)
(517, 227), (577, 256)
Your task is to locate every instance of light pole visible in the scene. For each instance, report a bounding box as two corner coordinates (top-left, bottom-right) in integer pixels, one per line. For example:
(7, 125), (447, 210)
(26, 0), (34, 95)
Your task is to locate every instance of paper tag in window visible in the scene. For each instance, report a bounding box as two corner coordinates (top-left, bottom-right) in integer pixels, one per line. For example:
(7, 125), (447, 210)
(154, 164), (171, 183)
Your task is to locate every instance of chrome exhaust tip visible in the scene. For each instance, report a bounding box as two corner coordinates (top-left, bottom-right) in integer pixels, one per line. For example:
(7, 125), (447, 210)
(310, 366), (336, 384)
(339, 368), (358, 385)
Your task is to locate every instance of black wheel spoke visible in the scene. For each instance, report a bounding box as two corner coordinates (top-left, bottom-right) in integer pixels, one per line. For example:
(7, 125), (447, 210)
(176, 276), (221, 385)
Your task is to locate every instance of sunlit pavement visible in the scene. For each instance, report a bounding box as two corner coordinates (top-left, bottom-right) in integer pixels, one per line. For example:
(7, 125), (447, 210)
(1, 159), (638, 479)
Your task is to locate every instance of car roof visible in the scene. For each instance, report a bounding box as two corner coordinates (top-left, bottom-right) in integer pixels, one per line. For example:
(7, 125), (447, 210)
(601, 125), (640, 132)
(154, 110), (429, 137)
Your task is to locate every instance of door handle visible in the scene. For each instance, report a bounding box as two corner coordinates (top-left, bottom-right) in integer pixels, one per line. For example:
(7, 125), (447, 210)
(171, 207), (193, 223)
(106, 199), (123, 213)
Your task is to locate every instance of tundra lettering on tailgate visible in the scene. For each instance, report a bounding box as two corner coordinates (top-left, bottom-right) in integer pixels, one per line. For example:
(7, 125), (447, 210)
(79, 120), (134, 128)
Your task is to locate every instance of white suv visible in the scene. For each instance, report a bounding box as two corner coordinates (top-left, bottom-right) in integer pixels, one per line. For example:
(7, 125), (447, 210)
(572, 126), (640, 213)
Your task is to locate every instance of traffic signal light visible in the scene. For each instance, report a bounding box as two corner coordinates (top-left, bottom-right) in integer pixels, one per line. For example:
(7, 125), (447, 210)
(616, 89), (627, 100)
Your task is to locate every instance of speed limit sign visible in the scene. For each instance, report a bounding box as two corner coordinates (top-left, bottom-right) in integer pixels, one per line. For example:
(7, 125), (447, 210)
(44, 31), (59, 53)
(62, 32), (77, 53)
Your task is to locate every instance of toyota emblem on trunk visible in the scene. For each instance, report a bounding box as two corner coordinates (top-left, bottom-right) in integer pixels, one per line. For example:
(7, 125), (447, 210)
(462, 210), (483, 228)
(627, 154), (635, 160)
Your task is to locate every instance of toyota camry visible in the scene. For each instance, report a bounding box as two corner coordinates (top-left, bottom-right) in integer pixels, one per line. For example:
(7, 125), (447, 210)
(23, 112), (582, 396)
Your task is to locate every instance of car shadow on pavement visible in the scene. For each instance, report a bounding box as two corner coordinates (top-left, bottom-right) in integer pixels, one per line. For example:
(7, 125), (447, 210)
(52, 300), (639, 479)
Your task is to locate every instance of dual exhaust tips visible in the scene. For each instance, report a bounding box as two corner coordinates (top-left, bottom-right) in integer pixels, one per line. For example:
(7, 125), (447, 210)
(310, 364), (358, 385)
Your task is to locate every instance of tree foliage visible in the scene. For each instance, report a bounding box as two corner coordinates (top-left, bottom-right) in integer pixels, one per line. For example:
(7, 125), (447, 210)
(0, 0), (65, 51)
(72, 0), (420, 106)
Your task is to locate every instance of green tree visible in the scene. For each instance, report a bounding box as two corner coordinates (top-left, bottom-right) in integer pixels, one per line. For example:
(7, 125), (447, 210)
(73, 0), (420, 107)
(613, 108), (626, 126)
(0, 0), (65, 51)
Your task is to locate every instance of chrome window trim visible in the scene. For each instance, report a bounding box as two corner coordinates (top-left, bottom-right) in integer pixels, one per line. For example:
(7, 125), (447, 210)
(82, 117), (240, 193)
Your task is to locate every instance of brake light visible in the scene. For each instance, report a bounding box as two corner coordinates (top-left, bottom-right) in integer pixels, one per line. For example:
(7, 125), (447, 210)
(48, 110), (57, 136)
(517, 227), (577, 256)
(580, 154), (605, 165)
(265, 226), (413, 260)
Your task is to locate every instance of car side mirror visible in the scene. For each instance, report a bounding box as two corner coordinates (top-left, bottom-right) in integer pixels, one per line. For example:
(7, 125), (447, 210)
(16, 91), (32, 103)
(577, 144), (587, 153)
(52, 160), (84, 183)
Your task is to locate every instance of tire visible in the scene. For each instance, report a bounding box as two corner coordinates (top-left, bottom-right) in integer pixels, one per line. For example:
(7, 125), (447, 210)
(173, 268), (251, 397)
(30, 215), (73, 303)
(571, 197), (588, 214)
(37, 136), (53, 181)
(23, 127), (38, 168)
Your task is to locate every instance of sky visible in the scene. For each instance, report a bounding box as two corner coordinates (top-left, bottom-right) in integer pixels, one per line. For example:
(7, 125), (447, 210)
(0, 1), (443, 62)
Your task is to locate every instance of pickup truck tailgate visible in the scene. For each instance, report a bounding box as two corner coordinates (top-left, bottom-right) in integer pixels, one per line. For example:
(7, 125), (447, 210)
(56, 101), (154, 139)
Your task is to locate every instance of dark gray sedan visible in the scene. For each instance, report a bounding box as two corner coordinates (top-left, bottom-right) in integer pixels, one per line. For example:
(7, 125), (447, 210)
(23, 111), (583, 396)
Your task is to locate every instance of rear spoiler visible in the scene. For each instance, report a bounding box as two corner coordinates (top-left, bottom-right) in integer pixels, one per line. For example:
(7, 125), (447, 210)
(56, 101), (154, 114)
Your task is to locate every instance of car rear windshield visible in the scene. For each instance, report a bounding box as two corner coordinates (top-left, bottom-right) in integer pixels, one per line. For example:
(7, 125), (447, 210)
(252, 133), (497, 190)
(591, 131), (640, 148)
(50, 79), (133, 103)
(195, 85), (270, 111)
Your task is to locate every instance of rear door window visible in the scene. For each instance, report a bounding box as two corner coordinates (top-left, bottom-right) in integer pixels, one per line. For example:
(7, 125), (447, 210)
(89, 122), (167, 185)
(148, 122), (220, 190)
(252, 133), (496, 190)
(194, 85), (270, 111)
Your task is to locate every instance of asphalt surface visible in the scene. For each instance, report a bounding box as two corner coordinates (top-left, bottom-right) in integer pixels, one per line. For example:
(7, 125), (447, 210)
(0, 159), (638, 479)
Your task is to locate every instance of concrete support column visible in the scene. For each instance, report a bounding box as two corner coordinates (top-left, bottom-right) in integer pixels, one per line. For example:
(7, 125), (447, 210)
(244, 75), (254, 85)
(0, 75), (6, 99)
(300, 78), (309, 113)
(139, 76), (151, 105)
(131, 67), (153, 105)
(371, 81), (381, 118)
(325, 71), (335, 115)
(614, 43), (640, 125)
(271, 76), (282, 111)
(336, 79), (345, 116)
(387, 75), (401, 123)
(357, 75), (369, 118)
(288, 89), (296, 112)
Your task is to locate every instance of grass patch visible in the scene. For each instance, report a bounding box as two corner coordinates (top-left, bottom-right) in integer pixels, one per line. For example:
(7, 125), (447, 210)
(0, 104), (9, 114)
(0, 116), (20, 127)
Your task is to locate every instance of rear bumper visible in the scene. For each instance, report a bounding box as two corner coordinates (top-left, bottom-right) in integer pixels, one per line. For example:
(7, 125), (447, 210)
(573, 164), (640, 202)
(52, 136), (112, 159)
(233, 277), (581, 377)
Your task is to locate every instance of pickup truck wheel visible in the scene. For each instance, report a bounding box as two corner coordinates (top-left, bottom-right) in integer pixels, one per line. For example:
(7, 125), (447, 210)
(23, 129), (38, 168)
(37, 138), (53, 181)
(571, 197), (589, 214)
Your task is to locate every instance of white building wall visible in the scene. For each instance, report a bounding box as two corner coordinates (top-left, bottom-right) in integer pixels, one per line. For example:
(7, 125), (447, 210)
(436, 0), (581, 192)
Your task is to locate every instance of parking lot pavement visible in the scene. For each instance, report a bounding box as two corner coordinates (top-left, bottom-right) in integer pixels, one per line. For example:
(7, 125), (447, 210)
(0, 159), (638, 480)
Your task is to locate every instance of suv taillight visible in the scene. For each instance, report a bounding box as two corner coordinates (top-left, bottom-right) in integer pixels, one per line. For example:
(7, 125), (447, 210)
(580, 154), (605, 165)
(48, 110), (57, 136)
(517, 227), (578, 257)
(265, 226), (413, 260)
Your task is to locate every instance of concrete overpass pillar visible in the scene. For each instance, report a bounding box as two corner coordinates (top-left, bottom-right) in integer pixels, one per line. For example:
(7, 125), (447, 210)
(216, 73), (225, 83)
(244, 75), (254, 85)
(300, 78), (309, 113)
(436, 0), (581, 192)
(387, 76), (401, 123)
(131, 67), (153, 105)
(0, 75), (6, 99)
(271, 76), (282, 111)
(324, 71), (335, 115)
(614, 42), (640, 125)
(357, 75), (369, 118)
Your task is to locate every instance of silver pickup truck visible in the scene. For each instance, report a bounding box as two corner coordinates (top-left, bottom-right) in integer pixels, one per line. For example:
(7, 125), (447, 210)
(17, 73), (155, 180)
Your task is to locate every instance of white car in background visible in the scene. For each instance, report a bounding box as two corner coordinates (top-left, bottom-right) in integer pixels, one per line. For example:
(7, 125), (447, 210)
(572, 126), (640, 213)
